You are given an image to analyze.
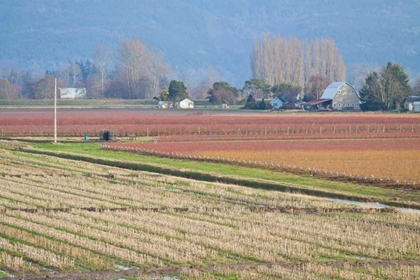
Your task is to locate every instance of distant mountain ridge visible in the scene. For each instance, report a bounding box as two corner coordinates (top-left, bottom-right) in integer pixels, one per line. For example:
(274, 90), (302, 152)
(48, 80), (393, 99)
(1, 0), (419, 86)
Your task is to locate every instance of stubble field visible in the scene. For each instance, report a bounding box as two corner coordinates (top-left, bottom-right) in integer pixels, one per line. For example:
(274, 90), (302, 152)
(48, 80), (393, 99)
(1, 144), (420, 279)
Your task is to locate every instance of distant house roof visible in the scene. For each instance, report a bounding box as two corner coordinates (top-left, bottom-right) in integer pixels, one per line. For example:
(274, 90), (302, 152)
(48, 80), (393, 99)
(404, 96), (420, 103)
(270, 96), (287, 105)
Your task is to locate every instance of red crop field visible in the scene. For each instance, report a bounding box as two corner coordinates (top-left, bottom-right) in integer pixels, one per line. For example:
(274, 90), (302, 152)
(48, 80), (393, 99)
(106, 138), (420, 185)
(1, 108), (420, 139)
(2, 108), (420, 185)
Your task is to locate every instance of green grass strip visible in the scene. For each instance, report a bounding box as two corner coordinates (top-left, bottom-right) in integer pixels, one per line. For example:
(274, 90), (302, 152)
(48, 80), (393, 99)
(20, 145), (420, 210)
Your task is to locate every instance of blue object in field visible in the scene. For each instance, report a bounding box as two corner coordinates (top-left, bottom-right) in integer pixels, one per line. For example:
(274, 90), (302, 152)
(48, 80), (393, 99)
(84, 135), (89, 141)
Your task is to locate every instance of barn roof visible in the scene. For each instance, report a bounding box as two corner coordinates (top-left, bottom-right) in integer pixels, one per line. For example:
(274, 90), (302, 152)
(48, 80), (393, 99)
(320, 82), (347, 99)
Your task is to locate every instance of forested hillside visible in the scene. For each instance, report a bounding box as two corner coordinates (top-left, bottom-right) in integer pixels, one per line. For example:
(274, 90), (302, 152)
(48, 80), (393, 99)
(0, 0), (419, 86)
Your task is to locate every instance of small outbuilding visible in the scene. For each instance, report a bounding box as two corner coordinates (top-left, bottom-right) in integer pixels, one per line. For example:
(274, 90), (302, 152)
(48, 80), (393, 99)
(404, 96), (420, 112)
(59, 88), (86, 99)
(177, 98), (194, 109)
(99, 129), (116, 141)
(158, 101), (170, 109)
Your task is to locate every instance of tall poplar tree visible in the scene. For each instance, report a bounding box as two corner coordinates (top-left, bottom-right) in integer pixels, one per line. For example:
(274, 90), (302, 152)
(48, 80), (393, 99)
(92, 44), (112, 97)
(250, 36), (346, 93)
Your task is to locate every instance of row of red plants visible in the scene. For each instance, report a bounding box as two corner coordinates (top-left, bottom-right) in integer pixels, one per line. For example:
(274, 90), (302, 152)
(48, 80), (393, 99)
(106, 138), (420, 152)
(2, 111), (420, 125)
(2, 111), (420, 137)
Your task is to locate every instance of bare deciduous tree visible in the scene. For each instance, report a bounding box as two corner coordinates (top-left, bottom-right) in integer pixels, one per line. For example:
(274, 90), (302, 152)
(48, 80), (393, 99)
(117, 38), (152, 98)
(191, 67), (220, 99)
(92, 44), (112, 96)
(146, 48), (170, 99)
(30, 75), (63, 99)
(411, 75), (420, 96)
(305, 75), (329, 100)
(348, 63), (379, 91)
(113, 39), (172, 99)
(0, 78), (19, 99)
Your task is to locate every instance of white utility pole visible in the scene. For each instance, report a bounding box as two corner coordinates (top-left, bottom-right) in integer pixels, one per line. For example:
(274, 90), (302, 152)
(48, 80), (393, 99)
(54, 78), (57, 143)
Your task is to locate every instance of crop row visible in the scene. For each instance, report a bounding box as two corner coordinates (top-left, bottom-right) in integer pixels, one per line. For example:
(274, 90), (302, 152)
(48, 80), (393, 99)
(2, 112), (420, 126)
(2, 123), (420, 138)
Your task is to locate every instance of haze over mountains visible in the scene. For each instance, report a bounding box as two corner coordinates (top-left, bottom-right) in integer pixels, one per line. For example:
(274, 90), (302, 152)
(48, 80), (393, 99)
(1, 0), (419, 86)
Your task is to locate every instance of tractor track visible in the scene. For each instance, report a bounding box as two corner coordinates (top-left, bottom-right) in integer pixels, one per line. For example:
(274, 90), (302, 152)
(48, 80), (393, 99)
(0, 205), (397, 215)
(11, 259), (420, 280)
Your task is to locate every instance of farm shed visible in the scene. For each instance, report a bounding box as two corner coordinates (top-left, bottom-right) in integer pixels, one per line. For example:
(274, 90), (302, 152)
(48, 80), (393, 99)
(403, 96), (420, 112)
(99, 130), (116, 141)
(303, 99), (331, 111)
(177, 98), (194, 109)
(303, 82), (361, 111)
(58, 88), (86, 99)
(158, 101), (170, 109)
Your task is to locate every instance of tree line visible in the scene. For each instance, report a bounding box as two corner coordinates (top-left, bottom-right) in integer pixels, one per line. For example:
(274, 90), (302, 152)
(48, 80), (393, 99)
(0, 36), (419, 110)
(0, 39), (171, 100)
(251, 35), (346, 98)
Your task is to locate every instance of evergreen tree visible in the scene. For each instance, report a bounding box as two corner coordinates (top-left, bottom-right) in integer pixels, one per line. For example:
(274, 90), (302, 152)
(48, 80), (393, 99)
(258, 98), (267, 110)
(360, 62), (410, 110)
(168, 80), (188, 101)
(242, 94), (257, 109)
(241, 79), (271, 99)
